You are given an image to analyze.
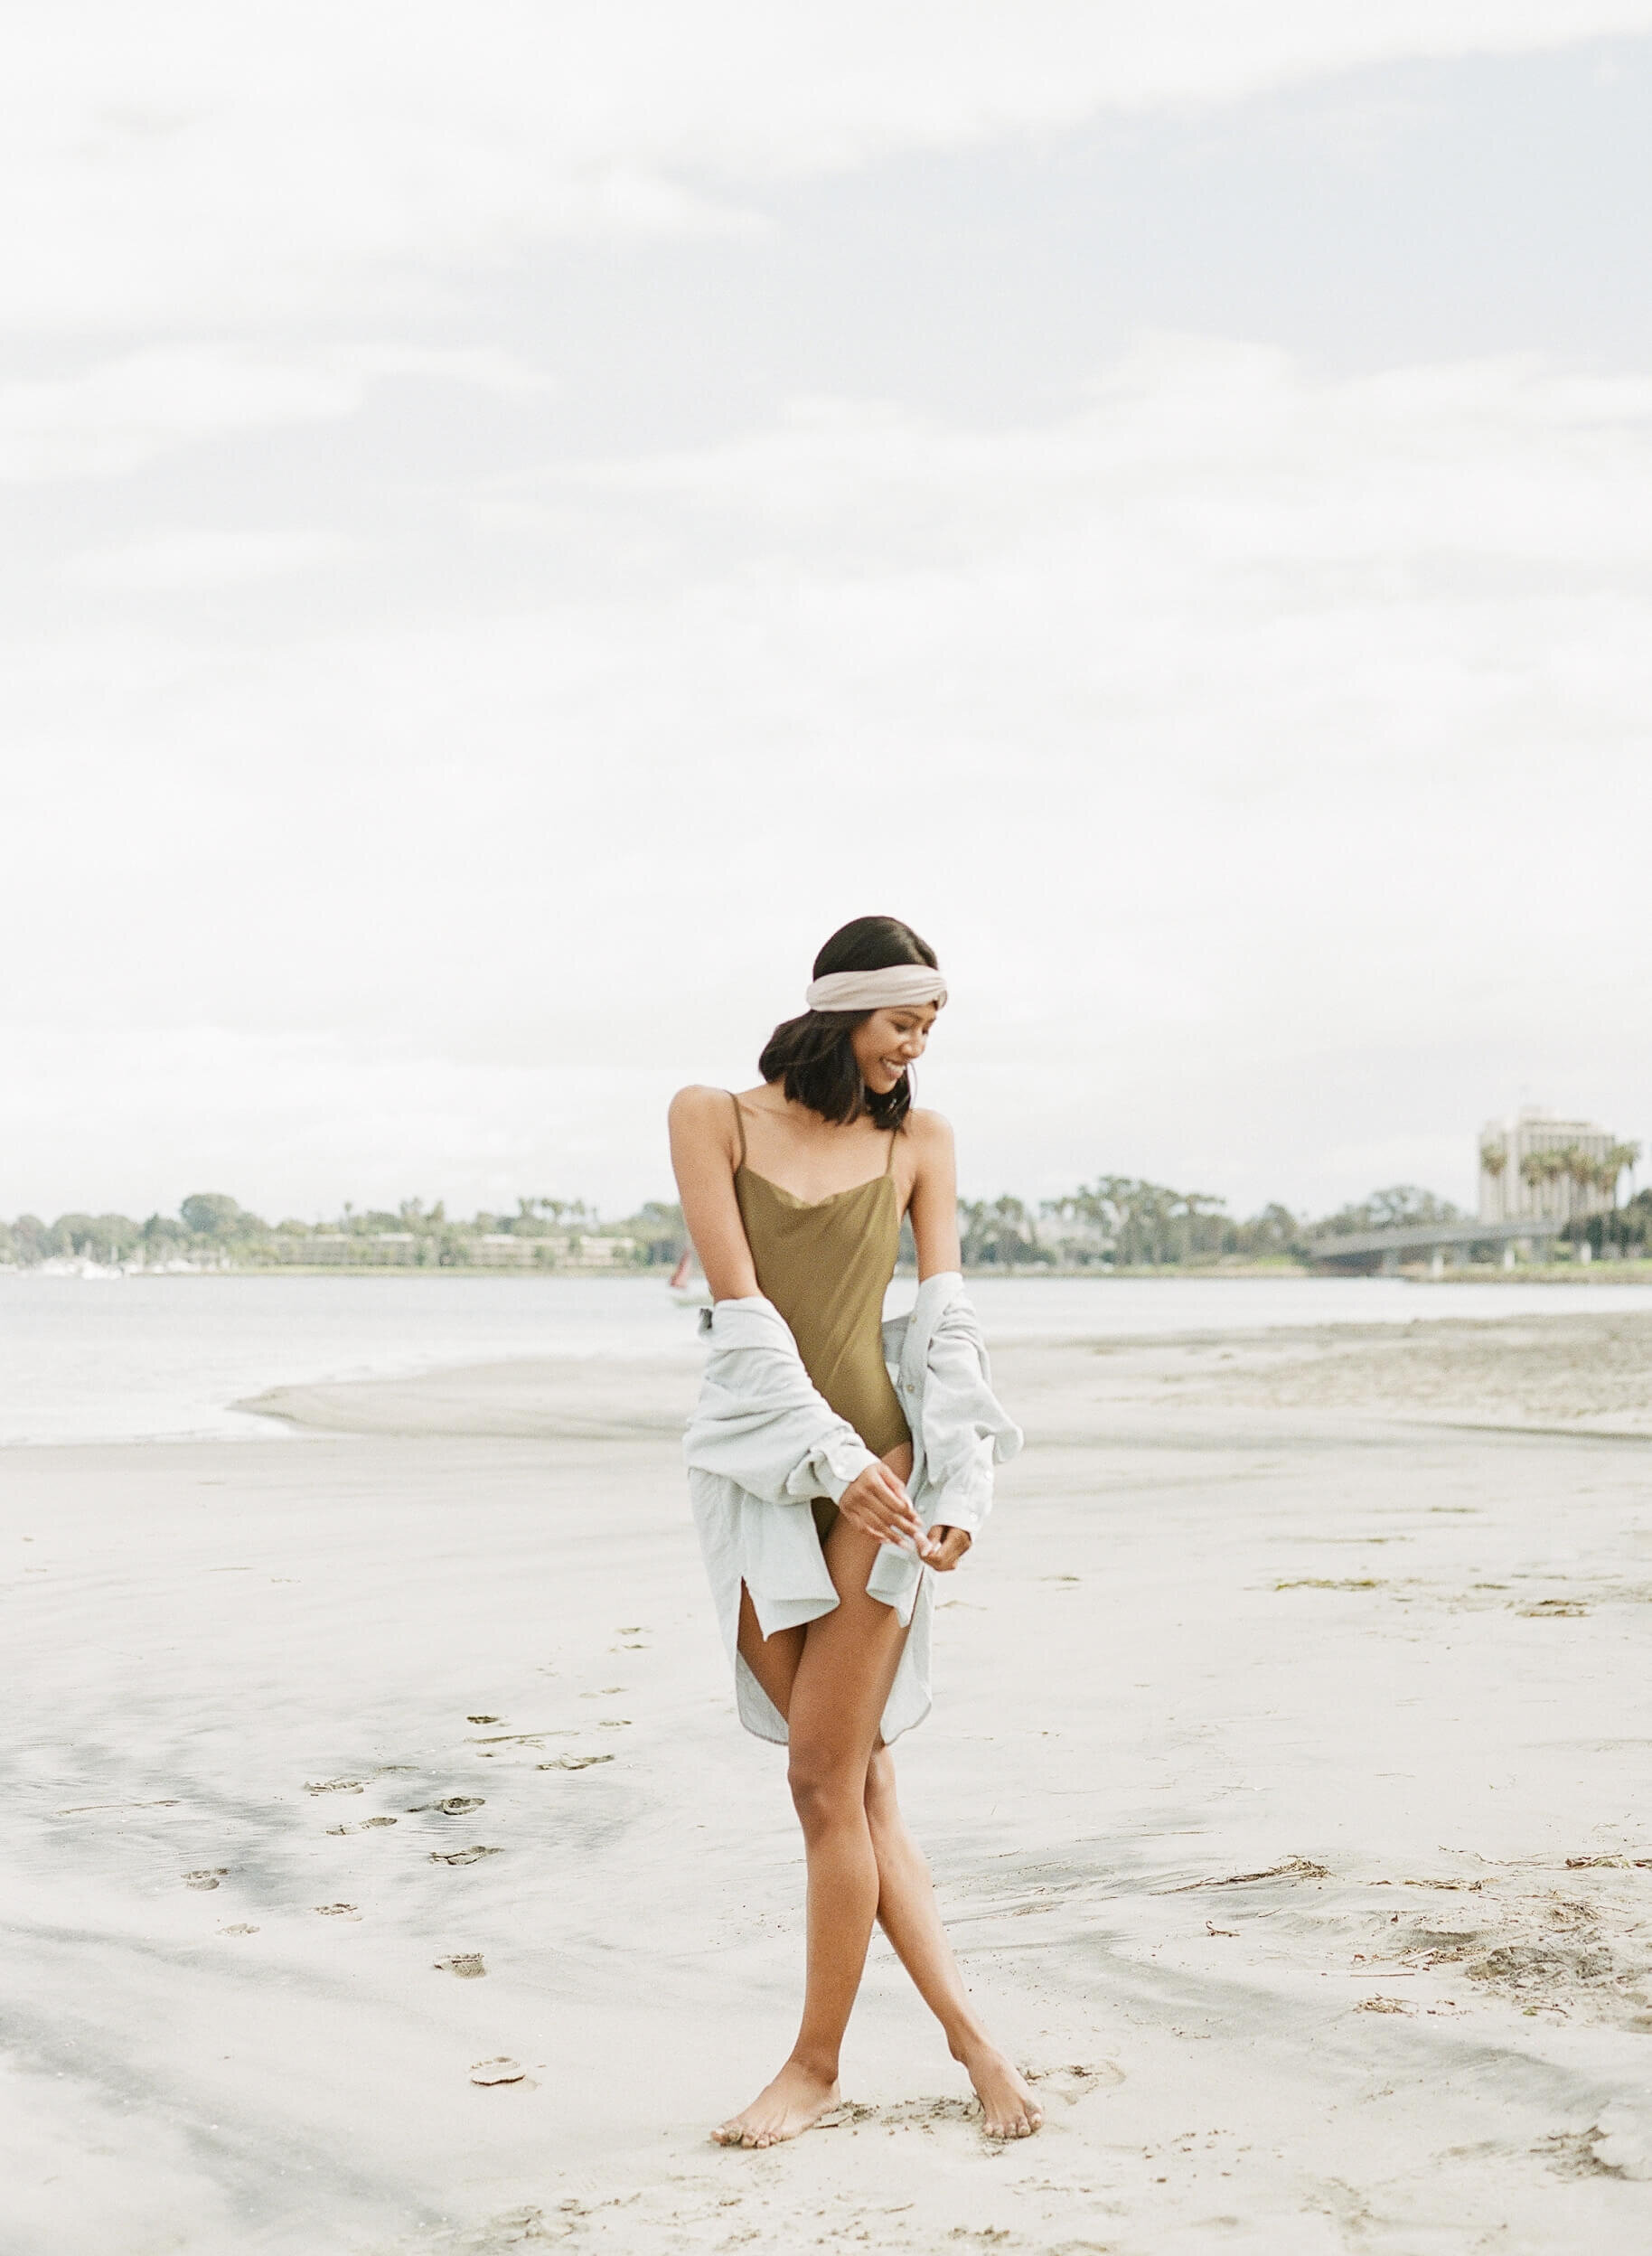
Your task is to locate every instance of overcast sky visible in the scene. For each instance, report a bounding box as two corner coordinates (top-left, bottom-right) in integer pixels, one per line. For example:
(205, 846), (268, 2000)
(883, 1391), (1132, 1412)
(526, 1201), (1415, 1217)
(5, 3), (1651, 1225)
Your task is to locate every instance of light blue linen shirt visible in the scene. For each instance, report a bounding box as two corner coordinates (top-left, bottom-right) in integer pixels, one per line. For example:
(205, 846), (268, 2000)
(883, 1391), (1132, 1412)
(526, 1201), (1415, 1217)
(684, 1271), (1021, 1744)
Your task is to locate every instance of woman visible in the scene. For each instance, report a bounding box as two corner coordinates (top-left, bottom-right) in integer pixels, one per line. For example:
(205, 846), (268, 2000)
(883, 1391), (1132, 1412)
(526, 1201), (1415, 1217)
(669, 913), (1041, 2149)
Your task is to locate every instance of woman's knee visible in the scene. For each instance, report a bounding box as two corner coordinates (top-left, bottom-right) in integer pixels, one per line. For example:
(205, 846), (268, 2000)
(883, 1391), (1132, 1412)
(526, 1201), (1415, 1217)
(787, 1741), (869, 1832)
(863, 1745), (900, 1830)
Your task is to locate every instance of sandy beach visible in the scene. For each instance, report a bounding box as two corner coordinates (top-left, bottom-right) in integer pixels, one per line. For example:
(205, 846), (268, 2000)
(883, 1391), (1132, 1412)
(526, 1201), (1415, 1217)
(7, 1312), (1652, 2253)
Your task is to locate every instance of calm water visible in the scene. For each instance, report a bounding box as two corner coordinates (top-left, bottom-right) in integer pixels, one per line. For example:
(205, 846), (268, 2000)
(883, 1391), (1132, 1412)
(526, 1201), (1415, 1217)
(6, 1269), (1652, 1447)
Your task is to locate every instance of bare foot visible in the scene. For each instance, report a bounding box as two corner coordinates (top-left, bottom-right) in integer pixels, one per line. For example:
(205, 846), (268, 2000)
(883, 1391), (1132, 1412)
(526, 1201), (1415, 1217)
(711, 2060), (840, 2149)
(960, 2044), (1044, 2139)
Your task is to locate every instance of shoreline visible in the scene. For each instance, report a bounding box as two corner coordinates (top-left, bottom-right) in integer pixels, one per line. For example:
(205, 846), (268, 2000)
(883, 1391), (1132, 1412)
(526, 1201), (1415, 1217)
(10, 1258), (1652, 1284)
(12, 1296), (1652, 1454)
(231, 1311), (1652, 1447)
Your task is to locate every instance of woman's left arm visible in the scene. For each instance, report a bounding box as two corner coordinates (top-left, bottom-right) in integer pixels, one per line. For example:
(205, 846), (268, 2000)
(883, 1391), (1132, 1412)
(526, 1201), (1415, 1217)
(904, 1110), (971, 1571)
(905, 1108), (961, 1281)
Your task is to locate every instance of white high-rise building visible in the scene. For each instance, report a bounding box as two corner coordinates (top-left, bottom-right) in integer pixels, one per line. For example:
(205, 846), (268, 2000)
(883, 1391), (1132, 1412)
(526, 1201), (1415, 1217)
(1478, 1108), (1619, 1225)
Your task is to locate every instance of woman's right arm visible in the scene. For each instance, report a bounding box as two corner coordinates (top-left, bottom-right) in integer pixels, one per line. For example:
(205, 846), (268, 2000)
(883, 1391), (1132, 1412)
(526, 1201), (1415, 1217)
(668, 1086), (762, 1303)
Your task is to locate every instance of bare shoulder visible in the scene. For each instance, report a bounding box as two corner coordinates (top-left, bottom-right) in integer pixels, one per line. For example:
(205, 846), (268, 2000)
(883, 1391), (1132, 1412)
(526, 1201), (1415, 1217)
(902, 1107), (955, 1166)
(668, 1083), (735, 1134)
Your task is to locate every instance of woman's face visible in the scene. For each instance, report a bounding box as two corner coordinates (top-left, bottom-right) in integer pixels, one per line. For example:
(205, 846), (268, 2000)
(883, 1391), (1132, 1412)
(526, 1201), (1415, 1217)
(850, 1002), (938, 1096)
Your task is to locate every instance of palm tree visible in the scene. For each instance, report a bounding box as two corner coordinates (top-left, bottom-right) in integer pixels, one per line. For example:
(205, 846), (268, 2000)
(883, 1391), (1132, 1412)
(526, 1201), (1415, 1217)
(1559, 1145), (1593, 1225)
(1479, 1140), (1507, 1217)
(1606, 1142), (1641, 1204)
(1597, 1143), (1641, 1254)
(1519, 1149), (1553, 1217)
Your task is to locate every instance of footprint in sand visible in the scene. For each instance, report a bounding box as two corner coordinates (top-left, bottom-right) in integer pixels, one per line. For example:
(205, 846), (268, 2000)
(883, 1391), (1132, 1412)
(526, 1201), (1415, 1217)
(868, 2095), (980, 2131)
(1027, 2062), (1124, 2105)
(183, 1868), (229, 1890)
(408, 1796), (484, 1817)
(305, 1779), (364, 1796)
(314, 1903), (360, 1917)
(469, 2057), (523, 2085)
(220, 1923), (259, 1936)
(537, 1753), (613, 1772)
(429, 1845), (502, 1866)
(466, 1715), (502, 1725)
(435, 1953), (486, 1978)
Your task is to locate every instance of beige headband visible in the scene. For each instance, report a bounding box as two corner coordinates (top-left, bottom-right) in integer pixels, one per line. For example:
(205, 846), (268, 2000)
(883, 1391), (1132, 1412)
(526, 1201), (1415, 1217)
(805, 965), (948, 1012)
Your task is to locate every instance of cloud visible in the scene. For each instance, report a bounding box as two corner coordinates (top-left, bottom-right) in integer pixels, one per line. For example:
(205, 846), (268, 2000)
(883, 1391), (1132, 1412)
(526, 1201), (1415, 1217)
(6, 4), (1652, 331)
(4, 334), (1649, 1214)
(0, 342), (543, 482)
(61, 527), (363, 591)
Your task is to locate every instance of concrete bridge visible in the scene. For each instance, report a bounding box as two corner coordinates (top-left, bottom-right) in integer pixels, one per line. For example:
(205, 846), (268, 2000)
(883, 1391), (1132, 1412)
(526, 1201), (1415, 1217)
(1308, 1216), (1564, 1274)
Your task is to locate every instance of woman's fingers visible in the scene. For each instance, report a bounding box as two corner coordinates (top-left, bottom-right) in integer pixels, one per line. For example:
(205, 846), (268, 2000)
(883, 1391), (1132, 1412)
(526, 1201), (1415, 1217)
(868, 1464), (922, 1527)
(925, 1524), (971, 1572)
(844, 1507), (913, 1546)
(834, 1479), (973, 1569)
(840, 1463), (925, 1546)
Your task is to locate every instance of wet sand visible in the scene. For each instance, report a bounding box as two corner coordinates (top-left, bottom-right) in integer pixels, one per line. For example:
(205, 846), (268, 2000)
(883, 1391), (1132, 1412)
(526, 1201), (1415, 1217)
(5, 1315), (1652, 2251)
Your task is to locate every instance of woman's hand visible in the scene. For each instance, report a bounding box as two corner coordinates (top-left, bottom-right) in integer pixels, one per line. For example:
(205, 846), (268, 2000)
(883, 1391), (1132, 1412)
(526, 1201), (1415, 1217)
(925, 1525), (972, 1573)
(835, 1460), (930, 1553)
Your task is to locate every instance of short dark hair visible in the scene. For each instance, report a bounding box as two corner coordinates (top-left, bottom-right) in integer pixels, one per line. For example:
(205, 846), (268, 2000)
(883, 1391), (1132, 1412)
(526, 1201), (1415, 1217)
(758, 915), (939, 1128)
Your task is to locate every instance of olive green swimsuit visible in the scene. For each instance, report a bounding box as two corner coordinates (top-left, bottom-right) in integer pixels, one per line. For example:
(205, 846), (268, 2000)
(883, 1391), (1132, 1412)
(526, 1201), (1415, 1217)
(730, 1095), (910, 1534)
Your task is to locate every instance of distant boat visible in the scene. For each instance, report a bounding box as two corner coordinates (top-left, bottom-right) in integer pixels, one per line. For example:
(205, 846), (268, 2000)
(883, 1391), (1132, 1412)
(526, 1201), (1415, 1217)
(668, 1249), (712, 1310)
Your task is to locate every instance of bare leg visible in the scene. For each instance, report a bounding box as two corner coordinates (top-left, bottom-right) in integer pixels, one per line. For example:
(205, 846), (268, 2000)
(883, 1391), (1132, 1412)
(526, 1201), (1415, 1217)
(712, 1520), (908, 2148)
(732, 1581), (804, 1720)
(863, 1747), (1042, 2138)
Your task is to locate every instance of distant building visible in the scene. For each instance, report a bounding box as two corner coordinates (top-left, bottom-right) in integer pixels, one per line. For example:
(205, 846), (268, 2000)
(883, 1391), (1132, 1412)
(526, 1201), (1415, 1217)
(1478, 1108), (1618, 1226)
(472, 1232), (637, 1268)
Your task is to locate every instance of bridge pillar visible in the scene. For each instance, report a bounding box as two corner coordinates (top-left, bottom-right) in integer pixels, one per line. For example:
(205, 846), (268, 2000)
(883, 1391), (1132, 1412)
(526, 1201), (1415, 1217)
(1430, 1248), (1445, 1280)
(1503, 1242), (1516, 1270)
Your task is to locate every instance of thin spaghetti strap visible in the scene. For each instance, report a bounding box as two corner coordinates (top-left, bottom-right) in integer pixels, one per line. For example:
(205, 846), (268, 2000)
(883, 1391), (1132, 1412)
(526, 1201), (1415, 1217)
(727, 1091), (747, 1169)
(883, 1123), (898, 1175)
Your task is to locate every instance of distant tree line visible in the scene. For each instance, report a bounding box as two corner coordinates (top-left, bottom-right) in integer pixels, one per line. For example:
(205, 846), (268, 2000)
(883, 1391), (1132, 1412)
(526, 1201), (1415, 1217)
(958, 1176), (1652, 1270)
(6, 1176), (1649, 1274)
(0, 1193), (690, 1272)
